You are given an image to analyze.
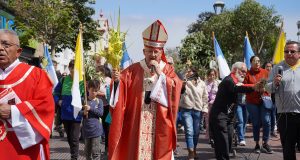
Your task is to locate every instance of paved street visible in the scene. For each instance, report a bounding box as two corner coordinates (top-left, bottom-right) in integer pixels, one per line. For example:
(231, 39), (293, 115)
(50, 126), (300, 160)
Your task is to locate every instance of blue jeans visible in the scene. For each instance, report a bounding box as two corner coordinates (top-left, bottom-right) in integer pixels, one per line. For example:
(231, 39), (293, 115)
(235, 104), (248, 142)
(247, 103), (271, 142)
(176, 109), (183, 128)
(181, 108), (202, 149)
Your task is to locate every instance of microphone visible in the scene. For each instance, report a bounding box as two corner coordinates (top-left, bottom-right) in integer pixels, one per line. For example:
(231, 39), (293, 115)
(275, 66), (283, 88)
(150, 65), (155, 73)
(277, 66), (283, 76)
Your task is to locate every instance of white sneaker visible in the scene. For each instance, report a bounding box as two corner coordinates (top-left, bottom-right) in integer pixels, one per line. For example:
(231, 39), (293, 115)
(274, 125), (278, 131)
(239, 140), (246, 146)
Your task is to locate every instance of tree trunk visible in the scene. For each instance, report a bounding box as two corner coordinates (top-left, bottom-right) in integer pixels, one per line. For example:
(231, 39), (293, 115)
(258, 39), (264, 55)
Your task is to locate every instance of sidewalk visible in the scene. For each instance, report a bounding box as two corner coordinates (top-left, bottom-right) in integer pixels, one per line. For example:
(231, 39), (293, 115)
(50, 126), (300, 159)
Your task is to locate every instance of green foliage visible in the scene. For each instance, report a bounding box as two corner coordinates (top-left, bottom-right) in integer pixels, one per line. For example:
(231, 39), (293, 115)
(187, 12), (215, 34)
(84, 55), (103, 82)
(9, 0), (99, 54)
(180, 0), (281, 68)
(179, 31), (214, 74)
(63, 0), (100, 51)
(231, 0), (280, 61)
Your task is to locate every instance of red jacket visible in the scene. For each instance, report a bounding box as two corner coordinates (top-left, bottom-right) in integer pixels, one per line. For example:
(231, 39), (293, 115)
(243, 68), (270, 105)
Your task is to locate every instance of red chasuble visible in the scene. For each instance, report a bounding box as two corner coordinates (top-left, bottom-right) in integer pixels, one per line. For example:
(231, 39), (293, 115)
(0, 63), (55, 160)
(109, 62), (182, 160)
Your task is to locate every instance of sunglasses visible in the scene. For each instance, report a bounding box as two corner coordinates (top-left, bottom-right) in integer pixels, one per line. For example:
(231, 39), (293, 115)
(284, 50), (298, 55)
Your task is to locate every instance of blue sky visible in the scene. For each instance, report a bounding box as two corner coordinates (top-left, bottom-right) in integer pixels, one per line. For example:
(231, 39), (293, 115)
(92, 0), (300, 61)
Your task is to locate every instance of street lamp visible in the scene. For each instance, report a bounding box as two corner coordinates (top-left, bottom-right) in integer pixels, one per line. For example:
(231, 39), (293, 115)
(213, 1), (225, 14)
(297, 21), (300, 42)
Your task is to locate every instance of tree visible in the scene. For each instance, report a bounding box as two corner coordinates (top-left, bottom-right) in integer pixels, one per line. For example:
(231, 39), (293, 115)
(179, 31), (214, 76)
(187, 12), (215, 34)
(231, 0), (280, 60)
(179, 0), (281, 67)
(9, 0), (99, 55)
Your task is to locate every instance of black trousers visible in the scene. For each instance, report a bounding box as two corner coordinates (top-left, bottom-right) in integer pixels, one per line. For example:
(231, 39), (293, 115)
(277, 113), (300, 160)
(210, 113), (234, 160)
(54, 106), (63, 127)
(63, 120), (81, 160)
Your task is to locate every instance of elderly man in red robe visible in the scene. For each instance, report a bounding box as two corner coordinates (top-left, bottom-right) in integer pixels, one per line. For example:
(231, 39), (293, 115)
(0, 29), (54, 160)
(108, 20), (182, 160)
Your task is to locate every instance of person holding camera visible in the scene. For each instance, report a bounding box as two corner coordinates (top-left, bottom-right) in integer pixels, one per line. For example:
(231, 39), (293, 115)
(266, 41), (300, 160)
(180, 66), (208, 159)
(244, 55), (273, 154)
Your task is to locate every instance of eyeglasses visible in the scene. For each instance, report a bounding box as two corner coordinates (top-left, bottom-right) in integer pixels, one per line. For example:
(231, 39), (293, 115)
(0, 40), (19, 48)
(284, 50), (298, 55)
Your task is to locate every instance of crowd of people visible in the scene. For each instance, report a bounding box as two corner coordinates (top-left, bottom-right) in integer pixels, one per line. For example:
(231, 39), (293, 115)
(0, 18), (299, 160)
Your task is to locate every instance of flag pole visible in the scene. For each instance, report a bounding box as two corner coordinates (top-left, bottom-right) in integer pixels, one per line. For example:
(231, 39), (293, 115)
(211, 32), (217, 61)
(212, 32), (217, 61)
(80, 23), (88, 105)
(80, 23), (88, 117)
(212, 31), (219, 79)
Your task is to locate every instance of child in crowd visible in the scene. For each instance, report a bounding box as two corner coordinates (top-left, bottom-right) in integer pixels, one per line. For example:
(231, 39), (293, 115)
(81, 80), (104, 160)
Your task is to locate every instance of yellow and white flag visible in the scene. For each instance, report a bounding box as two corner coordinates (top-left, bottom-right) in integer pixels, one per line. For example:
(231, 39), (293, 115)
(71, 29), (84, 119)
(273, 23), (286, 65)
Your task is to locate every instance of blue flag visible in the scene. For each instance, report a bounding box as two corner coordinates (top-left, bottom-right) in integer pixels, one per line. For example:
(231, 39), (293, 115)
(120, 42), (133, 70)
(214, 36), (230, 79)
(244, 35), (255, 69)
(42, 45), (58, 89)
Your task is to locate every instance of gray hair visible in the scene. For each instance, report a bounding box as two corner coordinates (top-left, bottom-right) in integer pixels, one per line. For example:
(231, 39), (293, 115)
(0, 29), (20, 46)
(231, 62), (246, 72)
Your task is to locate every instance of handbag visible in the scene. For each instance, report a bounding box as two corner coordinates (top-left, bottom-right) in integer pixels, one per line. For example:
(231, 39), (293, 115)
(261, 96), (274, 110)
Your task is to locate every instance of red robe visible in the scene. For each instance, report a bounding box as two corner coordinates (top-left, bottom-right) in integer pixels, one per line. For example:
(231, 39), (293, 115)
(0, 63), (54, 160)
(109, 62), (182, 160)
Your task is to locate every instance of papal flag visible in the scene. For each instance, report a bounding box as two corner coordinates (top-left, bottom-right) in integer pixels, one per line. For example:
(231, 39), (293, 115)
(273, 23), (286, 65)
(71, 28), (85, 119)
(213, 34), (230, 79)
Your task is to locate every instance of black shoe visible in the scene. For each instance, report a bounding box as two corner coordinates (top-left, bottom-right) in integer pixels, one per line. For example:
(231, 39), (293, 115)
(254, 144), (261, 153)
(261, 143), (273, 154)
(210, 140), (215, 148)
(59, 131), (64, 138)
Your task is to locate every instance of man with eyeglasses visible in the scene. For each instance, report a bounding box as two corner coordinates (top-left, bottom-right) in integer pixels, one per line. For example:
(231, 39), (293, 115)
(108, 20), (182, 160)
(0, 29), (54, 160)
(266, 41), (300, 160)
